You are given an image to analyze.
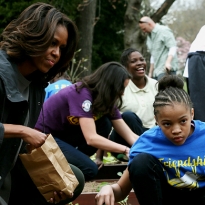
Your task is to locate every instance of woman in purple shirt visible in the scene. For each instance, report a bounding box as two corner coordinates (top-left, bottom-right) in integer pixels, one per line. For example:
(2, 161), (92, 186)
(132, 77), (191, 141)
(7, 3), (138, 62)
(35, 62), (139, 180)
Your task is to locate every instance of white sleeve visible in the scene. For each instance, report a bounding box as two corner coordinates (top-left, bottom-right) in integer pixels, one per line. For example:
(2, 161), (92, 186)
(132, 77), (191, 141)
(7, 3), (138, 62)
(183, 59), (189, 78)
(168, 46), (177, 56)
(150, 56), (154, 64)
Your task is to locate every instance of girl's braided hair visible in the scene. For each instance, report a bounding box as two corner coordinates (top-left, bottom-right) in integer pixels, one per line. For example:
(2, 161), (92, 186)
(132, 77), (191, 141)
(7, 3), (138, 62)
(153, 75), (193, 115)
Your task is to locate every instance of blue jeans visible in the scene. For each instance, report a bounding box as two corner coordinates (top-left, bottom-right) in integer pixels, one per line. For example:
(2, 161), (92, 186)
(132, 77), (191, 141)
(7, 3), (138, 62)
(128, 153), (205, 205)
(54, 116), (112, 181)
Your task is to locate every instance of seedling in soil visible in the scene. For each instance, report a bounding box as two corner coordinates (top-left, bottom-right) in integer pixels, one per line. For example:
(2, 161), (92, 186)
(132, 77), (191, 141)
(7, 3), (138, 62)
(96, 181), (110, 192)
(118, 195), (129, 205)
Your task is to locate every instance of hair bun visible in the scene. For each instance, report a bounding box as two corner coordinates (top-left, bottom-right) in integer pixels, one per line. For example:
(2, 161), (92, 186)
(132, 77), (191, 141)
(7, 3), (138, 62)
(158, 75), (184, 91)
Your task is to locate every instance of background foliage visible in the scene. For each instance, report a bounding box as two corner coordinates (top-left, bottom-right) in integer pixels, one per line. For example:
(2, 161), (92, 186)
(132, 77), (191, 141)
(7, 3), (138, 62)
(92, 1), (126, 70)
(0, 0), (204, 76)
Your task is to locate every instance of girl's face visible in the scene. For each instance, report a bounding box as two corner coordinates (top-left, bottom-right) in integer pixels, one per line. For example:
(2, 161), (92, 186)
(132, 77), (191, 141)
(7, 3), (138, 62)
(127, 51), (146, 79)
(22, 25), (68, 75)
(155, 103), (194, 146)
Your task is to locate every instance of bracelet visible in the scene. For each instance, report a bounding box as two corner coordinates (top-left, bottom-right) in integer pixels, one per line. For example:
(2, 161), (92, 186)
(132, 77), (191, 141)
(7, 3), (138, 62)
(123, 146), (128, 154)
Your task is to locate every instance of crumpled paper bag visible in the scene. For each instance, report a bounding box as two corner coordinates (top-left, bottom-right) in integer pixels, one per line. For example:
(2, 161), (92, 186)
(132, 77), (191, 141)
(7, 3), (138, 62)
(19, 134), (79, 200)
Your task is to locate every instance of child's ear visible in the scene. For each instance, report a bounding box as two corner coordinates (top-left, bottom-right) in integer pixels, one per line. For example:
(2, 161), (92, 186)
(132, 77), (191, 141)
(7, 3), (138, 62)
(154, 116), (158, 125)
(191, 108), (194, 120)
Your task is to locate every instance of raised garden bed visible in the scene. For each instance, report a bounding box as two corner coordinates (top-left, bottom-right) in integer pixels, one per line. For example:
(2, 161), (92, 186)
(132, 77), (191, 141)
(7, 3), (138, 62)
(72, 190), (138, 205)
(94, 163), (127, 179)
(71, 154), (140, 204)
(72, 179), (139, 205)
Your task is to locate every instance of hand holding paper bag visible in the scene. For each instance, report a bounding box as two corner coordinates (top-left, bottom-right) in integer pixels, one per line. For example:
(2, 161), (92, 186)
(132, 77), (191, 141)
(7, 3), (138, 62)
(19, 134), (79, 201)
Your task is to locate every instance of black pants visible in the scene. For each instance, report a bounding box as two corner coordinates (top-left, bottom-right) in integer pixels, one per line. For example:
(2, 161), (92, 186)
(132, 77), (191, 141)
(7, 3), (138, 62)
(128, 153), (205, 205)
(188, 51), (205, 122)
(109, 111), (148, 159)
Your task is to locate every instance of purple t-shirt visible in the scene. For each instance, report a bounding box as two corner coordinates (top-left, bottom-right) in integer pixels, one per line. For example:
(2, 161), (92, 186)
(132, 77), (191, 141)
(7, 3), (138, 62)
(35, 83), (121, 135)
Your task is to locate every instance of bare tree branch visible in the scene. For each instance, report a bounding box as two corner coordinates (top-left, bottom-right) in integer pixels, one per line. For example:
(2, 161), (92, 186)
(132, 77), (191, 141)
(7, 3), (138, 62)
(151, 0), (176, 22)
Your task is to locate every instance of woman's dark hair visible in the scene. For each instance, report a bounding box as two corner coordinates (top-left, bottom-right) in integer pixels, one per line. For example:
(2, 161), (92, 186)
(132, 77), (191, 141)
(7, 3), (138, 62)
(0, 2), (78, 83)
(120, 48), (140, 67)
(77, 62), (132, 115)
(153, 75), (193, 115)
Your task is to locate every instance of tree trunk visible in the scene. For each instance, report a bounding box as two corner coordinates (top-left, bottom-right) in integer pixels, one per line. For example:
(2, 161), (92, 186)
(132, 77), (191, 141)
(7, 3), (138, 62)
(76, 0), (97, 76)
(124, 0), (144, 51)
(124, 0), (150, 66)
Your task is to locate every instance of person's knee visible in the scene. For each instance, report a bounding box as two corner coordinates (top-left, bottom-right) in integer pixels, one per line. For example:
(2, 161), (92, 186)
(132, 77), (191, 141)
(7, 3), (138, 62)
(72, 168), (85, 200)
(129, 153), (154, 176)
(59, 164), (85, 204)
(121, 111), (143, 135)
(83, 163), (98, 181)
(122, 111), (135, 120)
(122, 111), (141, 124)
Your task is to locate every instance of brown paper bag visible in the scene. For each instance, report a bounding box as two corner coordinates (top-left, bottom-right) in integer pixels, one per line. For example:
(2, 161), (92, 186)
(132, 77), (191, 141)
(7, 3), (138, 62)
(19, 134), (79, 200)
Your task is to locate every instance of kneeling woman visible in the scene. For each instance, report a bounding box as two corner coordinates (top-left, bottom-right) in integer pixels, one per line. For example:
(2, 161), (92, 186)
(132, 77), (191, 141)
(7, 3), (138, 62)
(35, 62), (139, 181)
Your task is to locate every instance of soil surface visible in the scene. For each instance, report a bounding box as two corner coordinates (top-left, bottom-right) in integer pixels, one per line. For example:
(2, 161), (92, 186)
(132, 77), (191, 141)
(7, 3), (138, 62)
(83, 180), (118, 192)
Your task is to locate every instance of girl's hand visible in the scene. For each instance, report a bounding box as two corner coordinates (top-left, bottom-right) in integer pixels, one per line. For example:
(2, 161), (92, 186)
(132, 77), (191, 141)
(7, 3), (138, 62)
(95, 185), (115, 205)
(95, 158), (104, 170)
(48, 191), (73, 204)
(124, 147), (130, 159)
